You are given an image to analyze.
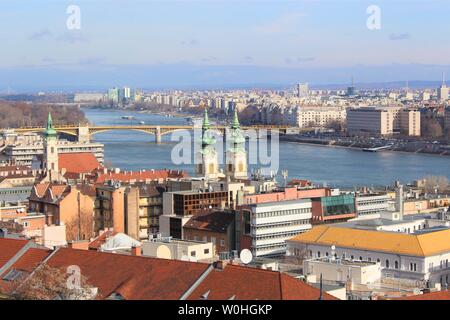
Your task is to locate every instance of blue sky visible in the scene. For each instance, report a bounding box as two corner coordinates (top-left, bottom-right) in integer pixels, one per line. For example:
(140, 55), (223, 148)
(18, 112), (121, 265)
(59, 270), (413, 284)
(0, 0), (449, 90)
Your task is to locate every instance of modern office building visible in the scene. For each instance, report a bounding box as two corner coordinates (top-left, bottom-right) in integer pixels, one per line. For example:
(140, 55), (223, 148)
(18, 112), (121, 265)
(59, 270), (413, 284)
(311, 194), (356, 224)
(159, 190), (230, 239)
(355, 193), (391, 217)
(347, 107), (421, 136)
(240, 199), (312, 257)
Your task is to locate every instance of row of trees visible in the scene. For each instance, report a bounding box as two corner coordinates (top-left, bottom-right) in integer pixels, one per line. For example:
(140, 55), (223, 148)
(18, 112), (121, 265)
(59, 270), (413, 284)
(421, 175), (450, 193)
(0, 102), (88, 128)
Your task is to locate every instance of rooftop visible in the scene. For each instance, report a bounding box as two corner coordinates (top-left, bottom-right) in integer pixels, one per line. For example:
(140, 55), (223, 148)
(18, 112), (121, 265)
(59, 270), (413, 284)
(288, 225), (450, 257)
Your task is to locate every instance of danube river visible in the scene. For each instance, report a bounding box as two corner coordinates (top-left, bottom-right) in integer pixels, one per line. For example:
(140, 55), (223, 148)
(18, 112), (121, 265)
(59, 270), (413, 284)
(84, 108), (450, 188)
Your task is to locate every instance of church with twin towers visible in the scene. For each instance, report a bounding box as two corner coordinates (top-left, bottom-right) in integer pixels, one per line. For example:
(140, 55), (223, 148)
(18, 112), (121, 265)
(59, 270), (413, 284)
(196, 108), (248, 181)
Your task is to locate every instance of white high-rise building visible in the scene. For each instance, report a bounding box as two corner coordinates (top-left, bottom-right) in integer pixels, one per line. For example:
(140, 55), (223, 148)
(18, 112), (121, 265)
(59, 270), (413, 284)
(438, 73), (449, 101)
(297, 83), (309, 98)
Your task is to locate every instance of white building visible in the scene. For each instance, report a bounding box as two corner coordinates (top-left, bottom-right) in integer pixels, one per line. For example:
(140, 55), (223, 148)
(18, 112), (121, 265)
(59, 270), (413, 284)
(243, 199), (312, 257)
(142, 235), (214, 262)
(287, 224), (450, 287)
(355, 193), (391, 217)
(4, 132), (104, 166)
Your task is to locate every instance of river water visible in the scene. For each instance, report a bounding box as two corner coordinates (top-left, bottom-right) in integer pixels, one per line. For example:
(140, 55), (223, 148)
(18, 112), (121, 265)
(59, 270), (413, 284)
(84, 108), (450, 188)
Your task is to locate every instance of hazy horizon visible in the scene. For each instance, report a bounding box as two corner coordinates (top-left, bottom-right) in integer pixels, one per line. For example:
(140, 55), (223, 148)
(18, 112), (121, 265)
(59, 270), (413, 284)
(1, 0), (449, 92)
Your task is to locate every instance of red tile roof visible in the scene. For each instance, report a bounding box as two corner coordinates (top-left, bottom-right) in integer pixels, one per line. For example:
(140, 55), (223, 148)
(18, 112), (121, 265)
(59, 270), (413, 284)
(30, 183), (70, 201)
(397, 290), (450, 300)
(187, 264), (337, 300)
(59, 153), (101, 174)
(0, 238), (30, 269)
(184, 211), (235, 233)
(44, 248), (211, 300)
(0, 165), (30, 173)
(88, 230), (117, 250)
(10, 248), (51, 273)
(33, 183), (50, 198)
(0, 244), (51, 295)
(0, 243), (339, 300)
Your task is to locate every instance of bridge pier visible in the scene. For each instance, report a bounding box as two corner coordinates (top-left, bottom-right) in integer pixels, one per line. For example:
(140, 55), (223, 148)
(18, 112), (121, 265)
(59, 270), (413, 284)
(77, 125), (90, 143)
(155, 126), (161, 144)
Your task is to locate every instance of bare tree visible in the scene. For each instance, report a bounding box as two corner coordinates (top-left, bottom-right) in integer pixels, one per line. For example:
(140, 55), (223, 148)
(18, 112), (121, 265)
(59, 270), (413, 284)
(422, 175), (450, 193)
(65, 208), (94, 242)
(422, 118), (443, 138)
(11, 264), (96, 300)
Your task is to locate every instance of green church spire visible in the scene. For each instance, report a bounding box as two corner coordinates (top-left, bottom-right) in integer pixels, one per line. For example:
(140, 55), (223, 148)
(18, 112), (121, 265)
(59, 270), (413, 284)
(202, 108), (211, 130)
(231, 108), (240, 129)
(45, 112), (57, 137)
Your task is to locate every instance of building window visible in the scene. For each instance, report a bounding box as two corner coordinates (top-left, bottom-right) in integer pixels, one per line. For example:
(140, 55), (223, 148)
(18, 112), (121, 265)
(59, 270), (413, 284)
(204, 249), (210, 255)
(385, 260), (390, 268)
(220, 239), (225, 247)
(190, 251), (196, 257)
(317, 251), (321, 258)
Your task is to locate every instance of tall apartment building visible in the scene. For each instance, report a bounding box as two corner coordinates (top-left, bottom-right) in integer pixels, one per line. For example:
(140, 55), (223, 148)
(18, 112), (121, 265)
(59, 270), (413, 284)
(437, 76), (449, 101)
(347, 107), (420, 136)
(297, 83), (309, 98)
(240, 199), (312, 257)
(260, 104), (346, 128)
(94, 183), (166, 241)
(295, 107), (346, 128)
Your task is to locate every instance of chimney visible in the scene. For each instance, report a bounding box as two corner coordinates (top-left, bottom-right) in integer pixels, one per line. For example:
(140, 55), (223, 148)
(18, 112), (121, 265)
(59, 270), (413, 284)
(68, 240), (90, 250)
(131, 245), (141, 256)
(395, 183), (404, 220)
(214, 260), (228, 270)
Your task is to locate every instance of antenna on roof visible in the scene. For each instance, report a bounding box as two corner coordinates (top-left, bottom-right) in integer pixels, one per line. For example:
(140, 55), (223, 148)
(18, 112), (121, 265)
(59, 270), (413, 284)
(318, 273), (323, 300)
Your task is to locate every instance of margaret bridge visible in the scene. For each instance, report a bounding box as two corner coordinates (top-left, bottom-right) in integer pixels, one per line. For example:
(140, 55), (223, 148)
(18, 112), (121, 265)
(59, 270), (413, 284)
(12, 124), (307, 143)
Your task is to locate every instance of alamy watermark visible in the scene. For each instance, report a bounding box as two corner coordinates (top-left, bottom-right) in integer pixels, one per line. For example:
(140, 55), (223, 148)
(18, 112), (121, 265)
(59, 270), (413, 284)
(366, 5), (381, 30)
(66, 5), (81, 30)
(170, 127), (280, 175)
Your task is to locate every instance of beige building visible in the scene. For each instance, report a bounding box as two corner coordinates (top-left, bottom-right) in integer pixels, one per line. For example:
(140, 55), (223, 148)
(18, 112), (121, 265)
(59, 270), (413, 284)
(295, 107), (347, 128)
(303, 257), (382, 286)
(347, 107), (420, 136)
(141, 236), (214, 262)
(94, 183), (165, 241)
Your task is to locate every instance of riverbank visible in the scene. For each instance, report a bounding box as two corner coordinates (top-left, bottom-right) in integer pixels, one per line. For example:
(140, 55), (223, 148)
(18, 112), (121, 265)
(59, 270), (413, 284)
(280, 135), (450, 157)
(83, 108), (450, 187)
